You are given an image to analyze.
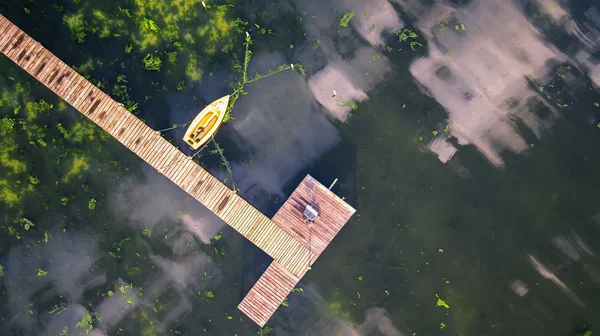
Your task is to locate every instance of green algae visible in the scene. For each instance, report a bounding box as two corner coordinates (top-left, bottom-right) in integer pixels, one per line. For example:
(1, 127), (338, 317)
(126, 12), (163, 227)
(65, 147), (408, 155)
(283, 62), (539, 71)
(340, 11), (356, 27)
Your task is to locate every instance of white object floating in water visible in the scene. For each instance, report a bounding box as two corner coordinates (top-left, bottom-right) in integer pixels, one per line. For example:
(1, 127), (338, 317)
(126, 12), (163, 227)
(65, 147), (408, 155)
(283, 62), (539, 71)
(332, 90), (337, 97)
(246, 31), (250, 38)
(202, 1), (207, 10)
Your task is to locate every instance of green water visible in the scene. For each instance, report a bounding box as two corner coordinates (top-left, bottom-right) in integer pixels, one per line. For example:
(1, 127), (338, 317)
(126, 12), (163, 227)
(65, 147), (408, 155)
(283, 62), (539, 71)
(1, 0), (600, 335)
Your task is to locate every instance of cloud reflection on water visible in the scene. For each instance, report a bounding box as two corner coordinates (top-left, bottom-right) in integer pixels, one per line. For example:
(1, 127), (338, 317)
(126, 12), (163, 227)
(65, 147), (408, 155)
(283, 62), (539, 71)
(396, 0), (569, 166)
(274, 284), (406, 336)
(220, 0), (404, 201)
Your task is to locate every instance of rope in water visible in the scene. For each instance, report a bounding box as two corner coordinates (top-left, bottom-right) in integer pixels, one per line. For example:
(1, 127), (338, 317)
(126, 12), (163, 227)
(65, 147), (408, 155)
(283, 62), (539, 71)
(154, 121), (193, 134)
(307, 220), (313, 271)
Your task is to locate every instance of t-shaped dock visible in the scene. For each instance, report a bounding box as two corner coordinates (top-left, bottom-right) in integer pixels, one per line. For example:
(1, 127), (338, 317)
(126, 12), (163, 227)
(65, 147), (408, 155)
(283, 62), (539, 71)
(0, 14), (356, 327)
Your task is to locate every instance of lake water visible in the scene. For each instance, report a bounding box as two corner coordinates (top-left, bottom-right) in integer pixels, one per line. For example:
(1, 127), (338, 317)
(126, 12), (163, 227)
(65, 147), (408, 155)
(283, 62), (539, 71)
(1, 0), (600, 335)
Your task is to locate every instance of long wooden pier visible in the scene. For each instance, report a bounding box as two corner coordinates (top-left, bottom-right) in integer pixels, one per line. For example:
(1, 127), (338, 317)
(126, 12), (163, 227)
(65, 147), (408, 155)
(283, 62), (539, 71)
(0, 14), (355, 327)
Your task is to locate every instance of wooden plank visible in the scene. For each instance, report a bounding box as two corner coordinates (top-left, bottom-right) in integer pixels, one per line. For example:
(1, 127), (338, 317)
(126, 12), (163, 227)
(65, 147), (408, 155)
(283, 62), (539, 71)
(163, 150), (188, 177)
(17, 42), (41, 71)
(46, 62), (68, 86)
(229, 202), (253, 234)
(152, 145), (172, 172)
(138, 133), (161, 159)
(184, 167), (207, 194)
(155, 145), (179, 173)
(163, 152), (187, 179)
(94, 105), (118, 131)
(0, 28), (19, 53)
(229, 202), (252, 233)
(65, 80), (90, 106)
(180, 161), (201, 188)
(121, 120), (145, 147)
(88, 98), (113, 124)
(143, 139), (164, 167)
(12, 38), (34, 64)
(4, 32), (24, 57)
(38, 58), (60, 84)
(194, 173), (218, 201)
(32, 54), (51, 77)
(0, 26), (19, 51)
(130, 128), (153, 155)
(220, 194), (241, 221)
(172, 158), (194, 186)
(255, 218), (278, 248)
(128, 124), (152, 151)
(202, 182), (223, 209)
(78, 86), (99, 113)
(114, 117), (139, 146)
(59, 73), (84, 99)
(212, 191), (233, 217)
(175, 158), (197, 186)
(70, 82), (94, 110)
(22, 48), (47, 75)
(179, 164), (201, 192)
(205, 183), (229, 210)
(240, 208), (262, 237)
(103, 106), (128, 132)
(118, 120), (143, 148)
(100, 107), (124, 133)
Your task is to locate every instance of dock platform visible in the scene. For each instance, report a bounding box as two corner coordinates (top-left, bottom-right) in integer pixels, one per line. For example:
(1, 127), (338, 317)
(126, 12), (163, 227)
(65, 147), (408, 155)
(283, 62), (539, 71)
(0, 14), (356, 327)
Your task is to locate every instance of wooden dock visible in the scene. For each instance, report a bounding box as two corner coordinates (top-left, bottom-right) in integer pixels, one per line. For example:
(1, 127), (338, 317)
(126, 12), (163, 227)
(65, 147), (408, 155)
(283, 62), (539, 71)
(0, 14), (355, 327)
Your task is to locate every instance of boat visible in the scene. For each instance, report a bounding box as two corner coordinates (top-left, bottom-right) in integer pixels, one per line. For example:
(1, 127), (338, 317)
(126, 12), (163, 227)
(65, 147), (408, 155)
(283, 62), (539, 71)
(183, 95), (230, 149)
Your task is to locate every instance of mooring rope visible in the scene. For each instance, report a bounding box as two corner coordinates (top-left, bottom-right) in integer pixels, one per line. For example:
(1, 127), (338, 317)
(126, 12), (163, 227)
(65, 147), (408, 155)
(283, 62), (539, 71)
(154, 121), (193, 134)
(307, 220), (313, 271)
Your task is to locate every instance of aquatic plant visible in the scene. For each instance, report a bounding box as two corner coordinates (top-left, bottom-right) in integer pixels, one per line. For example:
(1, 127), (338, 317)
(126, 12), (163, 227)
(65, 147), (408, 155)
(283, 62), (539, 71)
(88, 198), (97, 210)
(335, 96), (358, 110)
(63, 13), (95, 44)
(142, 227), (152, 237)
(143, 17), (160, 32)
(394, 28), (423, 52)
(211, 141), (237, 191)
(258, 326), (273, 335)
(20, 218), (34, 230)
(340, 11), (356, 27)
(437, 20), (449, 37)
(224, 33), (304, 123)
(76, 311), (102, 336)
(142, 54), (162, 71)
(167, 51), (178, 65)
(436, 293), (450, 308)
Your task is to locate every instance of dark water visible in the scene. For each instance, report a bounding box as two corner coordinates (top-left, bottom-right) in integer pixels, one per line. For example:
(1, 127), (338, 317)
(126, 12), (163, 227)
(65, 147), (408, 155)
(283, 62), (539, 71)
(1, 0), (600, 335)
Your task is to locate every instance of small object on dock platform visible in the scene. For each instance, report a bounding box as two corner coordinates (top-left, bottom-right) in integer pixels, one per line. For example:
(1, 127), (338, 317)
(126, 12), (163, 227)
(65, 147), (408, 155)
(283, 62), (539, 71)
(271, 175), (355, 257)
(303, 204), (319, 222)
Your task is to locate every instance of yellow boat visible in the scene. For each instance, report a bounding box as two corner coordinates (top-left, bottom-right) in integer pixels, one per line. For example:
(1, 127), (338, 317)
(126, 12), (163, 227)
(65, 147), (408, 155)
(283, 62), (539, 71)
(183, 95), (229, 149)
